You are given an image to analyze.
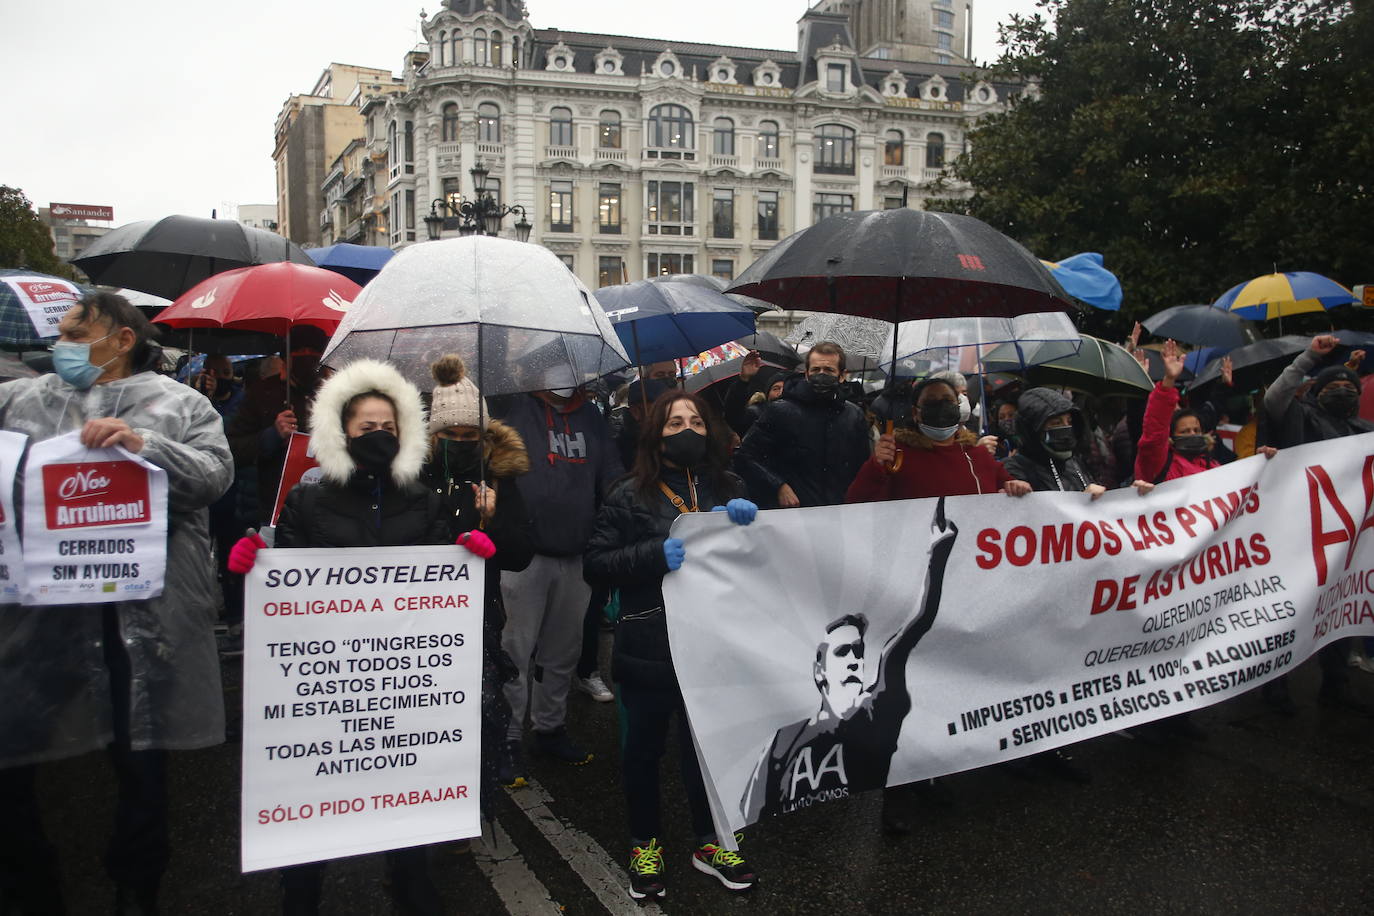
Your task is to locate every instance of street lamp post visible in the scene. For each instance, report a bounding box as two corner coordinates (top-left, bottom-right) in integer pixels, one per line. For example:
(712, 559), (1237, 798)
(425, 159), (532, 242)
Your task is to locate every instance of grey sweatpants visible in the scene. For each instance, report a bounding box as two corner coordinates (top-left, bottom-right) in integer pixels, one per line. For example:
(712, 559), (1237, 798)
(500, 553), (591, 741)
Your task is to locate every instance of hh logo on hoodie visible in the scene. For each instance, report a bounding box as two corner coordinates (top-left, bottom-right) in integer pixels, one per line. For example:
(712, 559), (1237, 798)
(549, 429), (588, 462)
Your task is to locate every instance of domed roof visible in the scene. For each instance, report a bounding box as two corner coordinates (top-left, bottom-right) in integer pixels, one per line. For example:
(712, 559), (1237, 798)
(445, 0), (527, 21)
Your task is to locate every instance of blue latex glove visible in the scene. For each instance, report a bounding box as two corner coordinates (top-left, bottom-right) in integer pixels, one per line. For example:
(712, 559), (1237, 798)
(663, 537), (685, 571)
(712, 499), (760, 526)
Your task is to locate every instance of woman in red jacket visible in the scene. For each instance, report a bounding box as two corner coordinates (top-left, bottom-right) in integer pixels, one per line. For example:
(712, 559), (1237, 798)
(848, 377), (1032, 502)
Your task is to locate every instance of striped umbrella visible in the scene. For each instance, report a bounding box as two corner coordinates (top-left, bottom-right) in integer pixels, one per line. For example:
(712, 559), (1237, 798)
(1211, 271), (1357, 321)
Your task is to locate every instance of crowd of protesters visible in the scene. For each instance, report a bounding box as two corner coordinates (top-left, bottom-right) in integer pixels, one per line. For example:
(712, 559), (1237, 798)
(1, 292), (1372, 913)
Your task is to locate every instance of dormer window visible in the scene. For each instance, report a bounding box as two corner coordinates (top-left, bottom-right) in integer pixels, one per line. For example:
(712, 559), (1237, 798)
(753, 59), (782, 88)
(545, 41), (576, 72)
(661, 60), (675, 77)
(826, 64), (846, 93)
(595, 46), (624, 76)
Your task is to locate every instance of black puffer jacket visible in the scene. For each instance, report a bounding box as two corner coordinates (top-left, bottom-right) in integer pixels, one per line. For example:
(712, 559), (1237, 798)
(584, 469), (741, 689)
(276, 471), (450, 548)
(1003, 387), (1094, 493)
(732, 375), (870, 507)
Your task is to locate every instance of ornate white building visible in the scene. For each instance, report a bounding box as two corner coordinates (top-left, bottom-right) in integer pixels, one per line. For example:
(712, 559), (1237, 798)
(346, 0), (1022, 289)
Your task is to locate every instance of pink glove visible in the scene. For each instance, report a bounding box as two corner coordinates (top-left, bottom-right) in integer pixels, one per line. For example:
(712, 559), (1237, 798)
(456, 530), (496, 559)
(227, 532), (266, 574)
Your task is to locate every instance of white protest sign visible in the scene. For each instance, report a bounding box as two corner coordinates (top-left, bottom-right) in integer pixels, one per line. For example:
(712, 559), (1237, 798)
(665, 434), (1374, 840)
(21, 431), (168, 604)
(1, 276), (83, 338)
(241, 545), (485, 873)
(0, 430), (28, 602)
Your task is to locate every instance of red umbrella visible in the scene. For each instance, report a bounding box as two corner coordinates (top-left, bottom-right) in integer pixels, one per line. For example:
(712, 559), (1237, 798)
(154, 262), (360, 335)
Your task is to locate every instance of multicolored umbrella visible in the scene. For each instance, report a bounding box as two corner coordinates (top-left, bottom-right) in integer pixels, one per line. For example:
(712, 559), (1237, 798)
(1210, 271), (1357, 321)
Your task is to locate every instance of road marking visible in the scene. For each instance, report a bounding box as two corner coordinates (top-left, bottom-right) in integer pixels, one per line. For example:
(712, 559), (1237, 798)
(507, 778), (662, 916)
(474, 819), (565, 915)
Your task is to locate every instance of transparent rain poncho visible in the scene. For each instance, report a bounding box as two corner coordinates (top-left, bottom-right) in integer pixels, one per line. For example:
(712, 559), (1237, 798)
(0, 370), (233, 765)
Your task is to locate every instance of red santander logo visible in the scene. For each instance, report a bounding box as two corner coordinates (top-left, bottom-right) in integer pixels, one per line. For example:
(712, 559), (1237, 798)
(42, 461), (151, 530)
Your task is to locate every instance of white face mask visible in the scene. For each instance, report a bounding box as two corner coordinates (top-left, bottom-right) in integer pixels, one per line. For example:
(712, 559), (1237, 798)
(958, 393), (971, 423)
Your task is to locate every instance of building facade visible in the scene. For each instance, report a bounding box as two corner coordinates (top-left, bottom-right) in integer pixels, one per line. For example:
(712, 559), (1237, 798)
(330, 0), (1020, 292)
(818, 0), (974, 66)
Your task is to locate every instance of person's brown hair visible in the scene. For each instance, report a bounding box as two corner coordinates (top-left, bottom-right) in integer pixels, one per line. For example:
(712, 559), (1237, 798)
(630, 390), (736, 506)
(806, 340), (847, 374)
(73, 292), (160, 374)
(342, 390), (397, 429)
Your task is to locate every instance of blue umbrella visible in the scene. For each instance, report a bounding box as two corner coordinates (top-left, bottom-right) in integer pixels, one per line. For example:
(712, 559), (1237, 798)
(595, 275), (756, 367)
(1038, 252), (1123, 311)
(305, 243), (395, 286)
(0, 269), (95, 350)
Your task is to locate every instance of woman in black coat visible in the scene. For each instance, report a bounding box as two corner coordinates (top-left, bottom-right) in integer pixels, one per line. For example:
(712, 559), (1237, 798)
(584, 390), (759, 903)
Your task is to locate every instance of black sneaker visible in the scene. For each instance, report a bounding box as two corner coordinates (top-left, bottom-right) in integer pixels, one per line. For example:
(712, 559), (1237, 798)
(628, 839), (666, 902)
(691, 834), (756, 892)
(497, 739), (528, 788)
(533, 727), (593, 765)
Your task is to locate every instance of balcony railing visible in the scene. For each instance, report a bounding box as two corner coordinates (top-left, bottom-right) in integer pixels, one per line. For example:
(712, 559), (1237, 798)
(881, 165), (907, 180)
(923, 167), (944, 182)
(544, 146), (578, 160)
(595, 148), (626, 161)
(709, 154), (739, 169)
(755, 157), (784, 171)
(476, 142), (504, 158)
(435, 141), (462, 158)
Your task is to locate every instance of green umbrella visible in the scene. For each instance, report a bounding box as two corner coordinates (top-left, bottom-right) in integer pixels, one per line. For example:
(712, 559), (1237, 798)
(982, 334), (1153, 398)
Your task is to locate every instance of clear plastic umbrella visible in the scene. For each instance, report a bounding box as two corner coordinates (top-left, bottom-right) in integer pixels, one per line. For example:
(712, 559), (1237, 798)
(321, 236), (630, 396)
(880, 312), (1082, 377)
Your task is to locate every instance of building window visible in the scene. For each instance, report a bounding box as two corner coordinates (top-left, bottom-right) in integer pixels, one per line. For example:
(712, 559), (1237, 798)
(483, 177), (501, 208)
(557, 254), (575, 271)
(491, 31), (503, 67)
(660, 60), (676, 77)
(404, 121), (414, 172)
(599, 111), (621, 148)
(814, 124), (856, 174)
(598, 256), (624, 288)
(711, 259), (734, 281)
(937, 32), (954, 51)
(405, 189), (415, 239)
(549, 180), (573, 231)
(647, 104), (693, 150)
(646, 180), (694, 235)
(441, 103), (459, 142)
(648, 253), (694, 276)
(478, 103), (500, 143)
(442, 178), (462, 231)
(389, 192), (401, 243)
(712, 188), (734, 238)
(712, 118), (735, 156)
(387, 121), (397, 165)
(757, 190), (778, 240)
(826, 63), (846, 93)
(474, 29), (489, 66)
(598, 183), (621, 233)
(437, 31), (447, 67)
(936, 53), (953, 65)
(884, 129), (904, 166)
(757, 120), (779, 159)
(813, 193), (854, 222)
(884, 195), (905, 210)
(926, 132), (946, 168)
(450, 31), (461, 65)
(550, 106), (573, 146)
(934, 9), (955, 29)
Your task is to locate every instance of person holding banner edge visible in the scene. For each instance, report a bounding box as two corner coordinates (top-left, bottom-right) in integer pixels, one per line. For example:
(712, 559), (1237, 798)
(0, 292), (234, 916)
(228, 358), (494, 916)
(584, 389), (761, 903)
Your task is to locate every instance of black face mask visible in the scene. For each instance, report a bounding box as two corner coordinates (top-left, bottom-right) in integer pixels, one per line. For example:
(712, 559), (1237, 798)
(347, 429), (400, 473)
(1043, 426), (1077, 457)
(998, 417), (1018, 438)
(808, 373), (840, 397)
(661, 429), (707, 468)
(1172, 434), (1209, 456)
(1318, 387), (1359, 418)
(919, 400), (961, 429)
(439, 438), (482, 477)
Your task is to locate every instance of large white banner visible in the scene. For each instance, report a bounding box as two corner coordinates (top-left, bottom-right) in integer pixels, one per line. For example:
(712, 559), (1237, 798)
(241, 545), (485, 872)
(21, 431), (168, 604)
(0, 431), (27, 602)
(665, 434), (1374, 839)
(0, 275), (83, 338)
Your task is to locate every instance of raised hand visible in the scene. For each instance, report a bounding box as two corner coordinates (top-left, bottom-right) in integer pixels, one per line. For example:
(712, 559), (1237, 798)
(1220, 356), (1234, 387)
(1161, 339), (1187, 387)
(1311, 334), (1339, 355)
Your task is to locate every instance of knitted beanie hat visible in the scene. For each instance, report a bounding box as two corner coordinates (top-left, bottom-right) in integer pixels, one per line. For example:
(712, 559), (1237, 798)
(428, 354), (485, 434)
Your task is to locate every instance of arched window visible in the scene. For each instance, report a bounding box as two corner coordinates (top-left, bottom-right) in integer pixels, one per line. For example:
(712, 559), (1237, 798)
(884, 129), (904, 166)
(926, 132), (945, 168)
(550, 106), (573, 146)
(757, 120), (779, 159)
(387, 120), (398, 162)
(712, 117), (735, 156)
(441, 103), (459, 142)
(512, 36), (520, 68)
(814, 124), (856, 174)
(450, 30), (460, 66)
(437, 31), (447, 67)
(474, 29), (488, 66)
(599, 110), (622, 149)
(491, 31), (503, 67)
(478, 102), (501, 143)
(647, 104), (693, 149)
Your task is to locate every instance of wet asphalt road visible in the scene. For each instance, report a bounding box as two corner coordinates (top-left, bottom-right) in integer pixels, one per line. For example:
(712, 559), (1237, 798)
(30, 635), (1374, 915)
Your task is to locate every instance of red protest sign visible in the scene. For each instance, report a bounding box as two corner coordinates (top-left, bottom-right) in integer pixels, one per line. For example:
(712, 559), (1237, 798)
(41, 460), (152, 530)
(271, 433), (319, 526)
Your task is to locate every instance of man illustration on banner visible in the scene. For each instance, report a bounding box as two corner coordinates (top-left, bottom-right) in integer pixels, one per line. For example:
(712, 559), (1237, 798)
(740, 498), (958, 824)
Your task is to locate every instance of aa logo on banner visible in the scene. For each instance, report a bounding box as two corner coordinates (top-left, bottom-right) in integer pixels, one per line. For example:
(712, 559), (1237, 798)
(21, 431), (168, 604)
(664, 434), (1374, 843)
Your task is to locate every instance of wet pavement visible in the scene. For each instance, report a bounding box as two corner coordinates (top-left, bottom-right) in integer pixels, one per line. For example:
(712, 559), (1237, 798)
(27, 635), (1374, 914)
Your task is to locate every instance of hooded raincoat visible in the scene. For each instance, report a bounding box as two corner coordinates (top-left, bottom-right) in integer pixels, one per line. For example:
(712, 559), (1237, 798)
(1003, 387), (1096, 493)
(0, 371), (234, 766)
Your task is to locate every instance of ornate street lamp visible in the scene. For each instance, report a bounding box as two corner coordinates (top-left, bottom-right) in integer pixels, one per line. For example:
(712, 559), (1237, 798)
(425, 159), (532, 242)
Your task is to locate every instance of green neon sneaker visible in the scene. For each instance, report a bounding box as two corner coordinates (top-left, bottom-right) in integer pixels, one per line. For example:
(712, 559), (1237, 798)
(692, 834), (757, 892)
(628, 839), (666, 902)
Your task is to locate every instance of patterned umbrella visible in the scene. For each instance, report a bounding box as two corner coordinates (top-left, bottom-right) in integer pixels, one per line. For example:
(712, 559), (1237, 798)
(1211, 271), (1358, 321)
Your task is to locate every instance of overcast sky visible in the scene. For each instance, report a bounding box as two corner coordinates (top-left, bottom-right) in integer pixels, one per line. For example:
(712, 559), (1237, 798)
(1, 0), (1041, 227)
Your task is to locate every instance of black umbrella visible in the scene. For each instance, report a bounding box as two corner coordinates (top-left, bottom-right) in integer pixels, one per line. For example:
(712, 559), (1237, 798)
(73, 215), (314, 300)
(728, 209), (1074, 321)
(1189, 335), (1309, 390)
(734, 331), (801, 369)
(683, 357), (791, 395)
(1141, 304), (1259, 348)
